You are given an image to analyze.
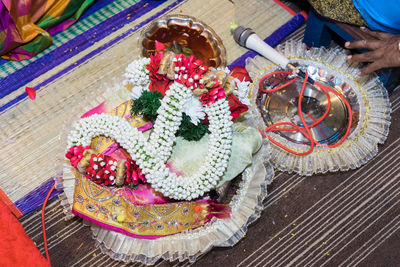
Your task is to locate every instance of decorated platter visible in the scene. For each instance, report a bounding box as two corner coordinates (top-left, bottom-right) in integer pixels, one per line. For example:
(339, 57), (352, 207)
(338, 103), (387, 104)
(246, 41), (391, 175)
(59, 15), (274, 264)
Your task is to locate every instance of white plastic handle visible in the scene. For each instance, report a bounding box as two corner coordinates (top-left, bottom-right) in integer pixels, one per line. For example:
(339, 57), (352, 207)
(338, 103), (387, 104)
(245, 34), (289, 68)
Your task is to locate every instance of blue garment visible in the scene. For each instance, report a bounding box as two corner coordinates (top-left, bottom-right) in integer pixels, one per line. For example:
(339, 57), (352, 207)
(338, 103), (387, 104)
(353, 0), (400, 34)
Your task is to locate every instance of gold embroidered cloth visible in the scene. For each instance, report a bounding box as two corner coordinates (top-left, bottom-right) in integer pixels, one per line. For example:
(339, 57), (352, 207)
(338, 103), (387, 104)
(72, 169), (229, 239)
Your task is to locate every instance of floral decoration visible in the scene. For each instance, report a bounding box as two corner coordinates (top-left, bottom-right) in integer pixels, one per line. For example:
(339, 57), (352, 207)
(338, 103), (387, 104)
(66, 43), (252, 200)
(65, 145), (90, 168)
(66, 146), (146, 187)
(227, 94), (248, 121)
(146, 52), (172, 96)
(230, 66), (252, 82)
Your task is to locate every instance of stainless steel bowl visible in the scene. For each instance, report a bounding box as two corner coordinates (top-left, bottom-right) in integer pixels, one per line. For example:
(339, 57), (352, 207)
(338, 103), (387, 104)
(256, 65), (359, 145)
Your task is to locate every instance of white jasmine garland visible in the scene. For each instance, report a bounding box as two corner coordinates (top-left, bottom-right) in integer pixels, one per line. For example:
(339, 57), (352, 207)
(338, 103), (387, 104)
(68, 82), (233, 201)
(123, 58), (151, 100)
(123, 57), (151, 88)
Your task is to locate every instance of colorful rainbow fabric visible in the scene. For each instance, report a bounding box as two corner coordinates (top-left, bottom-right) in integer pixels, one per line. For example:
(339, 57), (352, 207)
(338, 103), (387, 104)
(0, 0), (95, 61)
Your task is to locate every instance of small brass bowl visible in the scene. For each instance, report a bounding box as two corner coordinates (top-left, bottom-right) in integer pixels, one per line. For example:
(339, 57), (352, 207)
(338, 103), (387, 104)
(140, 14), (227, 68)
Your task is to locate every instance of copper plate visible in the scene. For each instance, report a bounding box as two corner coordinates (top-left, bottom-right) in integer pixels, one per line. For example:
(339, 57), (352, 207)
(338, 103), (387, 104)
(140, 14), (226, 68)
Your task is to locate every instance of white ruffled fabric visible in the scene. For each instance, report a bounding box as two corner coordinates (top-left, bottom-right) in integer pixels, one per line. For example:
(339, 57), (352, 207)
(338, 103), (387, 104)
(246, 41), (391, 176)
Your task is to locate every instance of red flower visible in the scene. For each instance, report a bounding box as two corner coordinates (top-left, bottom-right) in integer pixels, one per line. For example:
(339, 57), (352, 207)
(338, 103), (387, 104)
(227, 94), (248, 121)
(154, 40), (166, 51)
(65, 145), (90, 168)
(146, 52), (164, 81)
(125, 159), (146, 186)
(226, 66), (250, 121)
(199, 85), (226, 105)
(230, 66), (252, 82)
(146, 52), (172, 96)
(25, 87), (36, 100)
(149, 79), (172, 96)
(202, 115), (209, 125)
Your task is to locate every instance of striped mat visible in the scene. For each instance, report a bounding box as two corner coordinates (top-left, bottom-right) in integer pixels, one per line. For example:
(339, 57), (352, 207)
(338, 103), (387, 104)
(0, 0), (303, 216)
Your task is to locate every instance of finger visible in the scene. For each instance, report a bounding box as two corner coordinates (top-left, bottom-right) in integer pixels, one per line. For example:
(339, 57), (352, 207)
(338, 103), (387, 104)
(359, 27), (382, 39)
(345, 39), (383, 50)
(347, 50), (381, 63)
(358, 61), (383, 76)
(359, 27), (396, 40)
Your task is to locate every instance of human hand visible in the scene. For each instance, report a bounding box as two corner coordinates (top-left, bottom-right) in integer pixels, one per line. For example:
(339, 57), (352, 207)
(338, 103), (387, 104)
(345, 27), (400, 76)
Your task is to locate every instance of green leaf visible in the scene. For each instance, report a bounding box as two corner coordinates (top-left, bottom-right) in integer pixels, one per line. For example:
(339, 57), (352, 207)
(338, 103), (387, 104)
(176, 114), (209, 141)
(181, 47), (194, 56)
(131, 90), (162, 122)
(131, 91), (209, 141)
(130, 183), (139, 190)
